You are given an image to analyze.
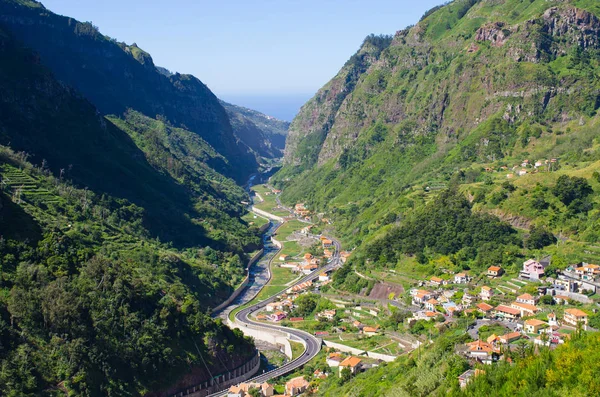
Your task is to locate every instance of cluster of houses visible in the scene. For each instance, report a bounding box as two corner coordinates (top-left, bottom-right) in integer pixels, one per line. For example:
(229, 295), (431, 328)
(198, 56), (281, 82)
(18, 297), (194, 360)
(503, 158), (558, 179)
(294, 203), (311, 220)
(228, 382), (274, 397)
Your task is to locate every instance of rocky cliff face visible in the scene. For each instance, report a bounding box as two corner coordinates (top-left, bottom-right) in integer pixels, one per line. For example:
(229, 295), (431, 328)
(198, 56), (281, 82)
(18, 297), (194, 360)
(0, 0), (257, 182)
(284, 1), (600, 171)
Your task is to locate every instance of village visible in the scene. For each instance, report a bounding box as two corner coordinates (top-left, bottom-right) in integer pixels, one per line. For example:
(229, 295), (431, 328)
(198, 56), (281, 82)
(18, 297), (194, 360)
(228, 184), (600, 396)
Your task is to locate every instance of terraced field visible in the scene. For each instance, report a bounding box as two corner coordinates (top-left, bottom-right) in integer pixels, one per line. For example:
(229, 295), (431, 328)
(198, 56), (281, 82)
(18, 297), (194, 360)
(0, 165), (60, 204)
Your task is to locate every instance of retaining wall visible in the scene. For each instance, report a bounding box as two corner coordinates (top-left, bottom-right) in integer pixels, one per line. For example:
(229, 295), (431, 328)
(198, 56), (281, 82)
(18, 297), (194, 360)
(227, 318), (295, 359)
(323, 340), (397, 363)
(251, 206), (285, 222)
(169, 353), (260, 397)
(212, 249), (264, 313)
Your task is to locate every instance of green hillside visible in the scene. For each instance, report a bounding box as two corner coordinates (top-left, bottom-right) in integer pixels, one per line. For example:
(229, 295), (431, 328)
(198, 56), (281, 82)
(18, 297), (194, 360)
(276, 0), (600, 251)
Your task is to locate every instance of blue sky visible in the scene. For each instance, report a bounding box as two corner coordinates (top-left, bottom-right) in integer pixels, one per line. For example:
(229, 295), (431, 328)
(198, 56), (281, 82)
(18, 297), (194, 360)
(41, 0), (444, 97)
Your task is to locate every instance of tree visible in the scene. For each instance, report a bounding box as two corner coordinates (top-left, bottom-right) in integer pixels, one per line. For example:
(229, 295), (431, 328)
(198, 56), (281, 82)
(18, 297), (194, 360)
(525, 226), (557, 249)
(552, 175), (593, 206)
(340, 367), (352, 383)
(247, 387), (261, 397)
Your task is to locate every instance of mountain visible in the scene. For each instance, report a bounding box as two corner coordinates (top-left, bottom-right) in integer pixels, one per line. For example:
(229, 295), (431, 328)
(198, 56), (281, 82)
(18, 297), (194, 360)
(0, 4), (261, 395)
(0, 0), (257, 183)
(221, 100), (290, 160)
(276, 0), (600, 249)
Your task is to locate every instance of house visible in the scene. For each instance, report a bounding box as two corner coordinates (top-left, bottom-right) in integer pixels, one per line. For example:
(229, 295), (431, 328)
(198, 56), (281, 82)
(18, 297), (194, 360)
(454, 273), (469, 284)
(228, 382), (274, 397)
(499, 332), (521, 344)
(339, 356), (362, 376)
(554, 295), (570, 305)
(486, 334), (499, 344)
(507, 173), (514, 179)
(290, 317), (304, 322)
(547, 312), (558, 326)
(279, 254), (289, 261)
(256, 314), (267, 321)
(268, 311), (286, 322)
(285, 376), (309, 396)
(411, 289), (432, 305)
(265, 302), (281, 312)
(458, 369), (485, 389)
(493, 305), (521, 320)
(362, 325), (380, 336)
(340, 251), (352, 263)
(326, 352), (344, 367)
(303, 253), (313, 261)
(313, 369), (328, 379)
(487, 266), (504, 278)
(319, 273), (330, 282)
(425, 298), (439, 312)
(462, 294), (475, 306)
(477, 302), (494, 316)
(322, 239), (334, 248)
(430, 276), (444, 286)
(465, 340), (498, 363)
(317, 310), (336, 321)
(300, 264), (318, 275)
(516, 293), (538, 305)
(524, 319), (548, 334)
(480, 286), (494, 301)
(520, 258), (550, 280)
(518, 169), (527, 176)
(510, 302), (540, 317)
(563, 308), (588, 329)
(573, 263), (600, 280)
(352, 320), (363, 329)
(323, 249), (333, 258)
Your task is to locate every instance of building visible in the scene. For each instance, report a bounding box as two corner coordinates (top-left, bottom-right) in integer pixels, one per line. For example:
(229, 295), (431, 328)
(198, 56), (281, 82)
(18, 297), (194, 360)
(547, 312), (558, 326)
(279, 254), (289, 261)
(487, 266), (504, 278)
(573, 263), (600, 281)
(319, 272), (330, 282)
(458, 369), (485, 389)
(316, 310), (336, 321)
(563, 308), (588, 329)
(340, 251), (352, 263)
(476, 302), (494, 316)
(524, 319), (548, 334)
(493, 305), (521, 320)
(465, 340), (498, 364)
(322, 239), (334, 248)
(454, 273), (469, 284)
(362, 325), (380, 336)
(285, 376), (309, 396)
(369, 307), (381, 317)
(228, 382), (274, 397)
(499, 332), (521, 344)
(516, 293), (538, 305)
(430, 276), (444, 286)
(480, 286), (493, 301)
(462, 293), (475, 306)
(411, 289), (432, 305)
(510, 302), (540, 317)
(339, 356), (362, 376)
(268, 311), (286, 322)
(520, 258), (550, 280)
(425, 298), (439, 312)
(326, 352), (344, 367)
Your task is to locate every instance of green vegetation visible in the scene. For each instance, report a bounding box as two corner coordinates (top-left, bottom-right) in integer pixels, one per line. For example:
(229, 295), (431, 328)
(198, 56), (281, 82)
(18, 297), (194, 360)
(0, 148), (255, 396)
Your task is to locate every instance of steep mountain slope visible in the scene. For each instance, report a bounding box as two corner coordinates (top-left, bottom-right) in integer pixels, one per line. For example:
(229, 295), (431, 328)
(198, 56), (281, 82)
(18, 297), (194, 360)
(221, 100), (290, 160)
(0, 25), (258, 250)
(0, 0), (257, 182)
(276, 0), (600, 249)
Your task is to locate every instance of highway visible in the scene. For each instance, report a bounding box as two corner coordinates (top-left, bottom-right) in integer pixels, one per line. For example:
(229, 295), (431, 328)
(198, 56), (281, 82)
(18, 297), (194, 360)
(207, 195), (342, 395)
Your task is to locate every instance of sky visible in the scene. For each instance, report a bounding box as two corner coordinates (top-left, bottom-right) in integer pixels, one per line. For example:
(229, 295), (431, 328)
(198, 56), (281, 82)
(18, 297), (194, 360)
(41, 0), (445, 119)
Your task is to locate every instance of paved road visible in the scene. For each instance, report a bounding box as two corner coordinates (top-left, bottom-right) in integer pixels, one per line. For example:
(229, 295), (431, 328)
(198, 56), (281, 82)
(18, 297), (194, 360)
(207, 186), (343, 396)
(467, 319), (520, 339)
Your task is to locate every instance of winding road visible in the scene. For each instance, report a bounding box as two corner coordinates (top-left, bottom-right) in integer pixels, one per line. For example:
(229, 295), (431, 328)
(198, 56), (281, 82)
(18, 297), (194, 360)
(207, 183), (343, 396)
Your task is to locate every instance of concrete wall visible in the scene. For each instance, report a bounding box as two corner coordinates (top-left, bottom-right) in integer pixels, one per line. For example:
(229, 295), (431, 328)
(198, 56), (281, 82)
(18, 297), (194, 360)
(170, 353), (261, 397)
(212, 249), (264, 313)
(252, 206), (285, 222)
(227, 318), (296, 359)
(323, 340), (397, 363)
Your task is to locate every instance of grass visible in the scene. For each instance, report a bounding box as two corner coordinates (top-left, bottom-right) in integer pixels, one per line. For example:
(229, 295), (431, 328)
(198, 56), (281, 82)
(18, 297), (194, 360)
(290, 340), (305, 360)
(242, 212), (269, 227)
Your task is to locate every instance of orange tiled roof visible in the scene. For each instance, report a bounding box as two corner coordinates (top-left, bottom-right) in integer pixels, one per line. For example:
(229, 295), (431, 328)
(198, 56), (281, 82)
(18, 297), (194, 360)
(340, 356), (362, 367)
(565, 308), (588, 317)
